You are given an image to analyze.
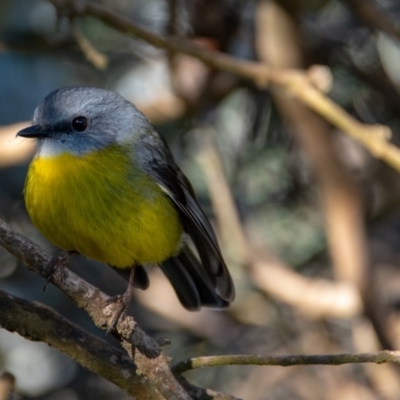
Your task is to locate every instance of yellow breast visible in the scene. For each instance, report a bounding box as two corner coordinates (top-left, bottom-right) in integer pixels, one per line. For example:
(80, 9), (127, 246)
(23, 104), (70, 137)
(24, 145), (183, 267)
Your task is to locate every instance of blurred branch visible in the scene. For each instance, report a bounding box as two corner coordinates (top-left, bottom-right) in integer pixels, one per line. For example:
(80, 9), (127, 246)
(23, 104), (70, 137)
(197, 132), (249, 264)
(173, 351), (400, 374)
(71, 20), (108, 70)
(0, 372), (15, 400)
(345, 0), (400, 43)
(137, 93), (186, 123)
(257, 0), (396, 352)
(257, 0), (369, 287)
(251, 257), (362, 318)
(0, 37), (74, 54)
(49, 0), (400, 175)
(0, 218), (193, 400)
(0, 122), (33, 167)
(167, 0), (178, 36)
(198, 120), (362, 319)
(257, 1), (397, 355)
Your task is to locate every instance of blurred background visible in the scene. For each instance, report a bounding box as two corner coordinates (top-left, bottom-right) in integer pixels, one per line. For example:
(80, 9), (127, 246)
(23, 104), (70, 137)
(2, 0), (400, 399)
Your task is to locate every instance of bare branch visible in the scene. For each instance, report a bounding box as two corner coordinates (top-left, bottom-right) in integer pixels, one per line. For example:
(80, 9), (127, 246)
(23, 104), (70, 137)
(173, 351), (400, 374)
(48, 0), (400, 175)
(345, 0), (400, 43)
(0, 372), (15, 400)
(167, 0), (179, 36)
(0, 218), (190, 400)
(71, 20), (108, 70)
(0, 122), (32, 167)
(197, 132), (249, 264)
(196, 125), (363, 319)
(0, 290), (153, 398)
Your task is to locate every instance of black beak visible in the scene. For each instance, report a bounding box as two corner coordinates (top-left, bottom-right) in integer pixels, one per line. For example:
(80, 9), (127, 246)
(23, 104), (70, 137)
(17, 125), (51, 138)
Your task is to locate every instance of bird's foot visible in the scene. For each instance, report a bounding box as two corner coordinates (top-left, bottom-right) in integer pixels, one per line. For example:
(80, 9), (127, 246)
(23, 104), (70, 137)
(104, 290), (132, 334)
(43, 250), (77, 291)
(105, 264), (137, 334)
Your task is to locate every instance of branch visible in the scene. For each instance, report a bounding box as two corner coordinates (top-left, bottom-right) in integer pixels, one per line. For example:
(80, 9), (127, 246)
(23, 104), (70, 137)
(0, 290), (149, 398)
(166, 0), (179, 36)
(0, 218), (190, 400)
(197, 128), (363, 319)
(0, 122), (32, 167)
(173, 351), (400, 374)
(345, 0), (400, 43)
(0, 372), (15, 400)
(49, 0), (400, 174)
(0, 219), (240, 399)
(71, 21), (108, 70)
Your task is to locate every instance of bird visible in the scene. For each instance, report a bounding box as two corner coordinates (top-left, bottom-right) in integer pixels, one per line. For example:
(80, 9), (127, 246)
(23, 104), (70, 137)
(17, 86), (235, 328)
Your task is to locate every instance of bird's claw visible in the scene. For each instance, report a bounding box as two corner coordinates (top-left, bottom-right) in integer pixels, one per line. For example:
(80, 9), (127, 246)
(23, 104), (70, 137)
(105, 294), (130, 334)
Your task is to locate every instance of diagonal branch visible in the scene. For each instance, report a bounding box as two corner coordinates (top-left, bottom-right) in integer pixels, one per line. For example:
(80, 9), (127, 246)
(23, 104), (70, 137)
(0, 218), (190, 400)
(344, 0), (400, 43)
(71, 20), (108, 70)
(49, 0), (400, 174)
(0, 290), (150, 398)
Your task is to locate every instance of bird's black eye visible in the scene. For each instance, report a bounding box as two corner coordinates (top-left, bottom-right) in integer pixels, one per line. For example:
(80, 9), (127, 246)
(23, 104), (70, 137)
(72, 116), (87, 132)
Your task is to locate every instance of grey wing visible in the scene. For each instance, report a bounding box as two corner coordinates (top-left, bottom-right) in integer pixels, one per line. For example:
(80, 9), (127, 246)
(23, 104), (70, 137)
(137, 133), (235, 305)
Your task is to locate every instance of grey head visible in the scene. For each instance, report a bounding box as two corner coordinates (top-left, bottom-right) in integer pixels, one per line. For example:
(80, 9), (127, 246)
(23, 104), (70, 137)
(17, 87), (152, 157)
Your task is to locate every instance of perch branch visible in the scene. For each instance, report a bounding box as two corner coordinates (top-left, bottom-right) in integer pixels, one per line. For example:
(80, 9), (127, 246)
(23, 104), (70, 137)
(0, 218), (190, 400)
(0, 290), (151, 398)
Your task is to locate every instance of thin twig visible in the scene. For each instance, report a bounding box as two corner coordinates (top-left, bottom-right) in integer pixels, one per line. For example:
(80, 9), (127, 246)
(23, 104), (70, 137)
(71, 20), (108, 70)
(197, 131), (249, 264)
(173, 351), (400, 374)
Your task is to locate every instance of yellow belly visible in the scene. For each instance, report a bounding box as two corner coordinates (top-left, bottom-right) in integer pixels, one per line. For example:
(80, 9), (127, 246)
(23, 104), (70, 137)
(24, 145), (183, 267)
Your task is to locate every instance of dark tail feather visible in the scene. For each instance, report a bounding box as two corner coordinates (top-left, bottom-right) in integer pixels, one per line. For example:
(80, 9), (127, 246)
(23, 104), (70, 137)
(160, 247), (229, 311)
(186, 225), (235, 302)
(113, 246), (231, 311)
(181, 194), (235, 303)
